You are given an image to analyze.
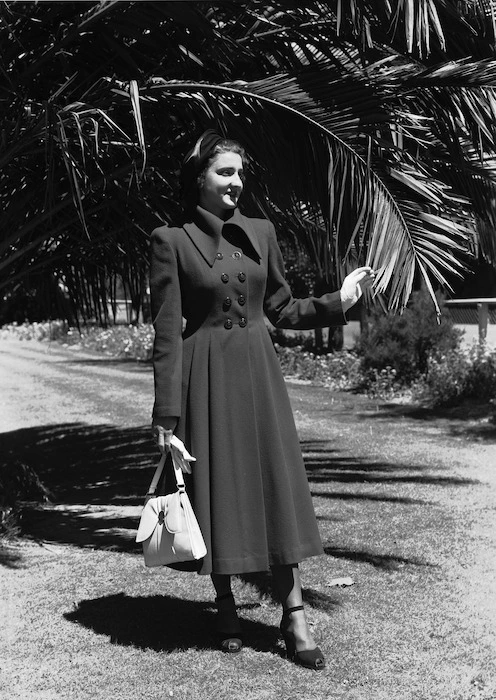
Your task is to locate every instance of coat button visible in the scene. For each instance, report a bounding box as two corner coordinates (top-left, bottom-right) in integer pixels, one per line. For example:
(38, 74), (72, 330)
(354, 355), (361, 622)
(237, 272), (246, 282)
(239, 317), (247, 328)
(216, 252), (224, 260)
(238, 294), (246, 306)
(224, 319), (233, 330)
(221, 273), (229, 283)
(232, 251), (242, 259)
(223, 297), (232, 310)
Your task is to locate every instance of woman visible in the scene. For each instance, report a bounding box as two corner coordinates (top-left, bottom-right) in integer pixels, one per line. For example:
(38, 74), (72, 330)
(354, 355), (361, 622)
(150, 130), (375, 669)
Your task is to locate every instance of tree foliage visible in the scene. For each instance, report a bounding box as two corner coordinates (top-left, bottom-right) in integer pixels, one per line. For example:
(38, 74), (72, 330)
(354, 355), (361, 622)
(2, 1), (496, 323)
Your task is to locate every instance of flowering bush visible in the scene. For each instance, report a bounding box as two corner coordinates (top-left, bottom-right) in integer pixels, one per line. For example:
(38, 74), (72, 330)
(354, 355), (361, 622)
(1, 321), (154, 361)
(275, 345), (362, 391)
(0, 320), (68, 341)
(62, 324), (155, 361)
(362, 366), (399, 399)
(415, 343), (496, 407)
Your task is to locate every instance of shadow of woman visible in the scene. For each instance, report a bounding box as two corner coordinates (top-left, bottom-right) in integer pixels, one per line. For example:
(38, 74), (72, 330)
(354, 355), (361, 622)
(64, 593), (281, 654)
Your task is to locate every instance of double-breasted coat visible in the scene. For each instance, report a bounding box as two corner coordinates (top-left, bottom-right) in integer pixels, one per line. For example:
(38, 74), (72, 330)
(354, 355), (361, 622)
(150, 205), (347, 575)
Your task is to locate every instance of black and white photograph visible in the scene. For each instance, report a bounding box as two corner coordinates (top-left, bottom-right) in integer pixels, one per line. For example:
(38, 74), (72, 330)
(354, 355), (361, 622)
(1, 2), (496, 699)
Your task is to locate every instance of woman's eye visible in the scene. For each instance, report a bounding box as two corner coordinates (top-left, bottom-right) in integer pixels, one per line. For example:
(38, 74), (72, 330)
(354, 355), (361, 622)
(215, 169), (244, 182)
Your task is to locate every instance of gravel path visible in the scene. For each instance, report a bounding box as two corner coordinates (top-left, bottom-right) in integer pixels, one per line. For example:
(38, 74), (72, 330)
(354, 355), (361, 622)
(0, 338), (154, 430)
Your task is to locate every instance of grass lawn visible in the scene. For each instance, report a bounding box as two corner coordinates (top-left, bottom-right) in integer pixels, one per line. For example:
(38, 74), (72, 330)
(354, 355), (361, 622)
(1, 380), (496, 700)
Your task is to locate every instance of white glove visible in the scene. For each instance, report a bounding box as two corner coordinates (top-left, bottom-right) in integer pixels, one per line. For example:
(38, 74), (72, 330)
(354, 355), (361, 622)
(340, 267), (375, 312)
(153, 425), (173, 454)
(169, 435), (196, 474)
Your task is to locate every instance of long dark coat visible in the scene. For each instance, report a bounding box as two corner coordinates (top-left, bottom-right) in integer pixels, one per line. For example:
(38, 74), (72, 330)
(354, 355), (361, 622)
(150, 205), (346, 575)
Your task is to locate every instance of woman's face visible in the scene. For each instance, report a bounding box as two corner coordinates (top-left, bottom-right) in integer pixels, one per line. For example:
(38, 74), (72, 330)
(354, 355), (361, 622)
(198, 151), (244, 218)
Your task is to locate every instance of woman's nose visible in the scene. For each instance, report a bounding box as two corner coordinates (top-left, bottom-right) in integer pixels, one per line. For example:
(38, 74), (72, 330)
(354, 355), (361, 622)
(231, 172), (243, 188)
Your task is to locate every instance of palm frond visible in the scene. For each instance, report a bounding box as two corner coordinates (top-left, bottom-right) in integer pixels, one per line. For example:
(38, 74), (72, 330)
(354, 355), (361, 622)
(123, 74), (472, 309)
(2, 0), (496, 323)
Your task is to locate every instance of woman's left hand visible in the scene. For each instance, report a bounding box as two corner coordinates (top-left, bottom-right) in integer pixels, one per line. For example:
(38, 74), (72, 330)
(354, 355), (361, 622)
(153, 425), (173, 454)
(340, 267), (375, 312)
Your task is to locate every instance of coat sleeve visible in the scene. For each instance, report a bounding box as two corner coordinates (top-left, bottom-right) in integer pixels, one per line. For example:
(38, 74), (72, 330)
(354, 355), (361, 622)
(150, 227), (183, 419)
(263, 221), (347, 330)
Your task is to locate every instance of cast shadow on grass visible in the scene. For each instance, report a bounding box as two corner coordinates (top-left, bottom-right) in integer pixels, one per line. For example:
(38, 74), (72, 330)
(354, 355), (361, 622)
(301, 439), (480, 488)
(0, 542), (23, 568)
(356, 400), (496, 442)
(18, 506), (142, 553)
(64, 592), (281, 654)
(0, 423), (451, 577)
(312, 490), (433, 505)
(323, 545), (436, 571)
(309, 472), (477, 486)
(0, 422), (154, 560)
(1, 422), (156, 507)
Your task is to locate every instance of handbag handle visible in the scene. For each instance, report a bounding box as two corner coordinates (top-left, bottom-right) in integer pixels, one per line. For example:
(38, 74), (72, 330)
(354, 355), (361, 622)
(146, 450), (185, 496)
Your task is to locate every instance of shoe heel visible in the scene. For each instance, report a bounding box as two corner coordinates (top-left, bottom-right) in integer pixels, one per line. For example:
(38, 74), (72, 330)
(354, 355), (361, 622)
(215, 593), (243, 654)
(281, 630), (296, 660)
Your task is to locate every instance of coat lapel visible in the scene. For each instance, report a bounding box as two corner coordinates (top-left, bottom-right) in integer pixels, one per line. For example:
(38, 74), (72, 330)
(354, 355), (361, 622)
(182, 221), (220, 267)
(232, 210), (262, 261)
(183, 207), (262, 267)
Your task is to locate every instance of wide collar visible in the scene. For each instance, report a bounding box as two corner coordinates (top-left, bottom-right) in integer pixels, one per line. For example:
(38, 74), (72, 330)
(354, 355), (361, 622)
(183, 206), (262, 267)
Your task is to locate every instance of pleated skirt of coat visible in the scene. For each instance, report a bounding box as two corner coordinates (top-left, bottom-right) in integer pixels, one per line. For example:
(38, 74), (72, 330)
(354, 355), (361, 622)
(171, 319), (323, 576)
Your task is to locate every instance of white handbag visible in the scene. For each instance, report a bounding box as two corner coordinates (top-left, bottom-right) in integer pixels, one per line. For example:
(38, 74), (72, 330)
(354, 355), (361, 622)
(136, 444), (207, 567)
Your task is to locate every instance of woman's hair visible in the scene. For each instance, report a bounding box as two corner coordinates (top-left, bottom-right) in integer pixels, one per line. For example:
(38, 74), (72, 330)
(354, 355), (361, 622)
(180, 130), (247, 214)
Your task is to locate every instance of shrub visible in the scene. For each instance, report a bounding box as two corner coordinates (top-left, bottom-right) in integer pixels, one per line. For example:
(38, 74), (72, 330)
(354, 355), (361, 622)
(0, 319), (68, 341)
(1, 321), (155, 361)
(269, 327), (315, 350)
(414, 343), (496, 407)
(362, 366), (400, 399)
(62, 324), (155, 361)
(356, 289), (462, 383)
(275, 345), (362, 390)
